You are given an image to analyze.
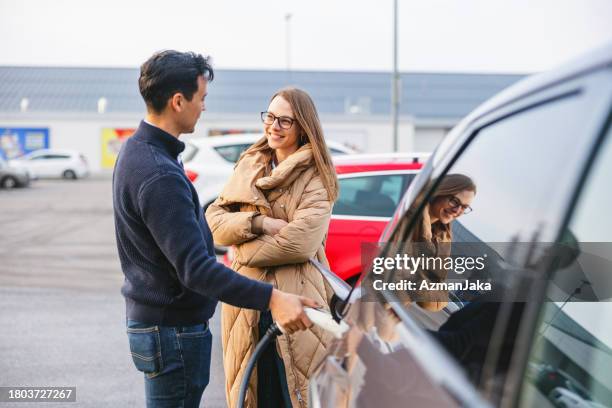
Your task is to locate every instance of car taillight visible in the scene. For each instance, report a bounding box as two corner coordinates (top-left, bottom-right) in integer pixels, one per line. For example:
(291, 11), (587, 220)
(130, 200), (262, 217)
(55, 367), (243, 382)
(185, 169), (198, 182)
(223, 246), (235, 267)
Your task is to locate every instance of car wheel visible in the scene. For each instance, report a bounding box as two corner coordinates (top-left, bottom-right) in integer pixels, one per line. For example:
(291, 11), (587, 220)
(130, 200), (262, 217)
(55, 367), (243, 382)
(1, 176), (18, 189)
(63, 170), (77, 180)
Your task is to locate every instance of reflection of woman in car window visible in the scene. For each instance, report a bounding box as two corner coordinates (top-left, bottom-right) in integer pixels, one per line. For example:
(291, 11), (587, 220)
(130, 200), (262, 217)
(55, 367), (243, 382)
(407, 174), (477, 311)
(206, 87), (338, 408)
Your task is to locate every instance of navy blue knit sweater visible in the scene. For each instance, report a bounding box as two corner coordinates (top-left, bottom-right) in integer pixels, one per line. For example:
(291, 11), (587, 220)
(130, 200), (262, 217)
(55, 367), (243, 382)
(113, 121), (272, 326)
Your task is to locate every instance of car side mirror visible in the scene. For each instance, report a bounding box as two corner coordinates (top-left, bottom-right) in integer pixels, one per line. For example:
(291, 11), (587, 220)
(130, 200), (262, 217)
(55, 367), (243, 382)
(310, 259), (351, 301)
(310, 259), (351, 322)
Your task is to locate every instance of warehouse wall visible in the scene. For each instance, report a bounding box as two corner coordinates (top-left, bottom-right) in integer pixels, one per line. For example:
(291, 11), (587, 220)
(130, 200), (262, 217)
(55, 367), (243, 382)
(1, 112), (450, 172)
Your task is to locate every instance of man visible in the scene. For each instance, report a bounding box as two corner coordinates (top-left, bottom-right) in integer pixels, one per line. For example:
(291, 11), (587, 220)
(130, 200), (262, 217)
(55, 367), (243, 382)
(113, 50), (317, 407)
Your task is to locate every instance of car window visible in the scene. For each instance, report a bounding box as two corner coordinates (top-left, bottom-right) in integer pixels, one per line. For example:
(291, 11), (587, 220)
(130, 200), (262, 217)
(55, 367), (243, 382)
(214, 143), (252, 163)
(330, 147), (347, 155)
(519, 126), (612, 407)
(372, 90), (605, 399)
(333, 174), (413, 217)
(181, 143), (199, 163)
(31, 154), (69, 160)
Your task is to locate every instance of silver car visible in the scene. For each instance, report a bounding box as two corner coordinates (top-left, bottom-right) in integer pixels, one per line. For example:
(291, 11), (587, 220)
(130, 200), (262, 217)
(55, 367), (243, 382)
(0, 157), (30, 189)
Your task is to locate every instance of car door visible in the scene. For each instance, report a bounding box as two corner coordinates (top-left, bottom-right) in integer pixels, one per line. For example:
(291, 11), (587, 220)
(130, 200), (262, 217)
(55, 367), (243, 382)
(311, 66), (612, 407)
(516, 114), (612, 407)
(24, 152), (51, 177)
(326, 171), (415, 282)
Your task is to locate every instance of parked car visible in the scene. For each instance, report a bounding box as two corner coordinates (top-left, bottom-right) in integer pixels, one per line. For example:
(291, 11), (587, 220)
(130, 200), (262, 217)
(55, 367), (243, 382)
(182, 133), (357, 210)
(9, 149), (89, 180)
(219, 152), (428, 270)
(548, 386), (601, 408)
(535, 366), (586, 398)
(0, 157), (30, 188)
(309, 43), (612, 407)
(326, 153), (429, 282)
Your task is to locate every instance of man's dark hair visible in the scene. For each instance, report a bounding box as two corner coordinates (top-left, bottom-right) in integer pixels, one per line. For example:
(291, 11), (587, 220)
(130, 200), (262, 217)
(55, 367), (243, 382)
(138, 50), (214, 113)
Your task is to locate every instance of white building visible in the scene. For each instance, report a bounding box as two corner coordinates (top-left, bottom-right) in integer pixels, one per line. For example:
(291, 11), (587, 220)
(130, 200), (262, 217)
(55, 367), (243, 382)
(0, 66), (524, 172)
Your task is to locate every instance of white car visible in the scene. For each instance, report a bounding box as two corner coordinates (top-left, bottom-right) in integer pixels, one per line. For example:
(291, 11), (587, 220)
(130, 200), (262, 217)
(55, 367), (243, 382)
(10, 149), (89, 180)
(548, 387), (605, 408)
(182, 133), (357, 209)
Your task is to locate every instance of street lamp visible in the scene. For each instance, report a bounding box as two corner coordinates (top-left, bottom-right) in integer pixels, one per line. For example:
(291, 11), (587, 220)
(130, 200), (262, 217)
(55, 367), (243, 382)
(540, 279), (590, 338)
(285, 13), (292, 72)
(20, 97), (29, 113)
(391, 0), (400, 152)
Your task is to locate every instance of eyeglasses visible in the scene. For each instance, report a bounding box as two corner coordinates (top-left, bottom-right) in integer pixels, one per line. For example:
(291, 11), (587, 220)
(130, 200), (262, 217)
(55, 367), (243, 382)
(448, 195), (473, 215)
(260, 111), (295, 129)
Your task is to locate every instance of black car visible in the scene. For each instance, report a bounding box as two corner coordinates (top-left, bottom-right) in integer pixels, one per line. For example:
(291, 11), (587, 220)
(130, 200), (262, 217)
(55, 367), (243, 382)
(310, 42), (612, 408)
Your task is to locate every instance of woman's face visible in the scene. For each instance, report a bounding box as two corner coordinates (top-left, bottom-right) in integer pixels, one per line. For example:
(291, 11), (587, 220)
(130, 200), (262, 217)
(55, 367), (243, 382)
(264, 95), (300, 152)
(429, 189), (475, 224)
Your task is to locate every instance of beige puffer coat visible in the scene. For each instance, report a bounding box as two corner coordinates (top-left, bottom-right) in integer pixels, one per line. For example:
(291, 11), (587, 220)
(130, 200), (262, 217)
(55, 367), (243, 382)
(205, 144), (334, 408)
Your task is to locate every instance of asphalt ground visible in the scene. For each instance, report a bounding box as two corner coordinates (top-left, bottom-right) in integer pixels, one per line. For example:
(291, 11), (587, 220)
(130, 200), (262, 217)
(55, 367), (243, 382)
(0, 176), (226, 407)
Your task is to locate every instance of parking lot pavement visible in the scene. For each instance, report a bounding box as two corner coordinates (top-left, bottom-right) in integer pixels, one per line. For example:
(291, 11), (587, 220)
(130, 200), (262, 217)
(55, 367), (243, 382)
(0, 177), (226, 407)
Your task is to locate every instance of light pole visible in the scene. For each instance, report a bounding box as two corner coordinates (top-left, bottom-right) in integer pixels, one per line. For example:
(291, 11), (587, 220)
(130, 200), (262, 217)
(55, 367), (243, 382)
(540, 279), (590, 338)
(285, 13), (292, 72)
(391, 0), (400, 152)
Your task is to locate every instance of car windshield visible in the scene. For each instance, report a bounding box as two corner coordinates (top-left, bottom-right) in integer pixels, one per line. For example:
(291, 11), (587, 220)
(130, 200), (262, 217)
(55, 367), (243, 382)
(17, 151), (36, 159)
(214, 144), (253, 163)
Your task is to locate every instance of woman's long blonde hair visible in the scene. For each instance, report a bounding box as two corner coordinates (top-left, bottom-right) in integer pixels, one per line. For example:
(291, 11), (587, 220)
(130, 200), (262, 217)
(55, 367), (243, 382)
(241, 87), (339, 202)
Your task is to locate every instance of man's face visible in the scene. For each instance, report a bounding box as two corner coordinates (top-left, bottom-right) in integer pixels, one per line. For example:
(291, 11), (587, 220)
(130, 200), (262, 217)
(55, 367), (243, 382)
(177, 75), (207, 134)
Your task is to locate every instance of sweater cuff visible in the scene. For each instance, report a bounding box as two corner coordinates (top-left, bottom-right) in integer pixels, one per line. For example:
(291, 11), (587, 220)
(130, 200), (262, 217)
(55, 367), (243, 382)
(252, 214), (265, 235)
(253, 281), (274, 312)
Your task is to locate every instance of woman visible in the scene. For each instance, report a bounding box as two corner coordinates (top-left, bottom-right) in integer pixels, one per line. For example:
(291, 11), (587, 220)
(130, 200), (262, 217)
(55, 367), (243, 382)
(400, 174), (477, 311)
(205, 87), (339, 408)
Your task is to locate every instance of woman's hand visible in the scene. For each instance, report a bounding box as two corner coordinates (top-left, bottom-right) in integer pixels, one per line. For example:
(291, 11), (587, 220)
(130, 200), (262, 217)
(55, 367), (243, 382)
(262, 217), (288, 236)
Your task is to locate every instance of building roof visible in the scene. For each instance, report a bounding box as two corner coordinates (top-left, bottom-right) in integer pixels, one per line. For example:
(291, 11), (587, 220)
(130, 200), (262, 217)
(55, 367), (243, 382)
(0, 66), (524, 120)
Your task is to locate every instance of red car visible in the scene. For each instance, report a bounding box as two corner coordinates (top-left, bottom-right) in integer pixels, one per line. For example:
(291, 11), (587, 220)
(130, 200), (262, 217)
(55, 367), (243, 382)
(220, 153), (428, 282)
(325, 153), (427, 282)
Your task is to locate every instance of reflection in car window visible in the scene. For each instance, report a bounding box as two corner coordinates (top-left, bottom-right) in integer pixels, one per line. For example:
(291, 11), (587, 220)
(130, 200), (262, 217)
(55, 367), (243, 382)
(520, 127), (612, 407)
(448, 96), (596, 244)
(214, 144), (252, 163)
(333, 174), (413, 217)
(378, 92), (602, 398)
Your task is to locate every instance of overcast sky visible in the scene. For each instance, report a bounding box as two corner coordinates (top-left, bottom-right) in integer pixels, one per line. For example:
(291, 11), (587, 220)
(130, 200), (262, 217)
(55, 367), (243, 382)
(1, 0), (611, 73)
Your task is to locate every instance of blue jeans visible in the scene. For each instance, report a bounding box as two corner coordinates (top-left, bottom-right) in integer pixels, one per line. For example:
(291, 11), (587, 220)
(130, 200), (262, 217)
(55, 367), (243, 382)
(126, 319), (212, 408)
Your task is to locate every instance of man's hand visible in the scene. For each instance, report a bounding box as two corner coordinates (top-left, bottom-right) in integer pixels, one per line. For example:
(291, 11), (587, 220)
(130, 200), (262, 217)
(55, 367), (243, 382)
(268, 289), (320, 334)
(262, 217), (288, 236)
